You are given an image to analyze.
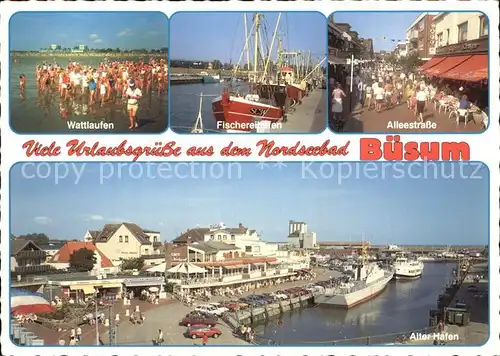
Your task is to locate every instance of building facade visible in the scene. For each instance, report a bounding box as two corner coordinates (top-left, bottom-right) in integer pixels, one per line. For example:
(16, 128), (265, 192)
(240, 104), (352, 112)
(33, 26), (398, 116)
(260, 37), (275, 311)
(84, 223), (163, 265)
(406, 13), (437, 60)
(173, 222), (279, 256)
(287, 220), (317, 249)
(10, 240), (49, 275)
(434, 12), (488, 48)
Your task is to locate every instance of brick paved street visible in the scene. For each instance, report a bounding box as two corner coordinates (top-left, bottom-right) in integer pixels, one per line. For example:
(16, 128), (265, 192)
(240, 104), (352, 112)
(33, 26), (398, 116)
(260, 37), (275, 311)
(344, 101), (484, 133)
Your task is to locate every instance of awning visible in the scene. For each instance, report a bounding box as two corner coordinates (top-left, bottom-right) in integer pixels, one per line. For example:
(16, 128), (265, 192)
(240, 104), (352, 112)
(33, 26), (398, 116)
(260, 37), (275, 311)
(70, 285), (96, 295)
(100, 283), (122, 289)
(419, 57), (447, 71)
(439, 54), (488, 82)
(424, 55), (472, 76)
(124, 280), (161, 287)
(267, 261), (280, 265)
(223, 264), (244, 269)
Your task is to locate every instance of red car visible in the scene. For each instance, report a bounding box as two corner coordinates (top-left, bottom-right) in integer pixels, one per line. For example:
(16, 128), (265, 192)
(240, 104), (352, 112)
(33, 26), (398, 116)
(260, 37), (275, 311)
(185, 325), (222, 339)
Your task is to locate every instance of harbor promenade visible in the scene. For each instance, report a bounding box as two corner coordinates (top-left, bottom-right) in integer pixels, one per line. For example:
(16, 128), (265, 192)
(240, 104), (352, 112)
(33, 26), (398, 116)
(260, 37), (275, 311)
(273, 89), (327, 133)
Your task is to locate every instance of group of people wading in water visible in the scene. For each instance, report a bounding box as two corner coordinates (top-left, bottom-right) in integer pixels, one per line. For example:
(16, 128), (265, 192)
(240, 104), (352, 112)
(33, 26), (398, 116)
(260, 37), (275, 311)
(23, 58), (167, 130)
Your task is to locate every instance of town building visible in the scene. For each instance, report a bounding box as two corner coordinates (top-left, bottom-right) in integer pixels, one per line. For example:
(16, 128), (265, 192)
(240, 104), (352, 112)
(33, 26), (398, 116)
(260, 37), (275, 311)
(48, 241), (117, 273)
(394, 42), (408, 58)
(38, 241), (66, 262)
(406, 13), (438, 60)
(434, 12), (488, 47)
(10, 240), (50, 275)
(359, 38), (374, 60)
(83, 223), (163, 265)
(49, 44), (61, 51)
(420, 12), (488, 92)
(172, 222), (279, 256)
(71, 44), (89, 53)
(287, 220), (317, 249)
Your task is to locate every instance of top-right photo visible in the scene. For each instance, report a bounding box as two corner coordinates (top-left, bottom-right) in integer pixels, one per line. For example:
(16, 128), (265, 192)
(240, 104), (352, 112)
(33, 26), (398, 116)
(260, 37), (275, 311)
(328, 12), (489, 133)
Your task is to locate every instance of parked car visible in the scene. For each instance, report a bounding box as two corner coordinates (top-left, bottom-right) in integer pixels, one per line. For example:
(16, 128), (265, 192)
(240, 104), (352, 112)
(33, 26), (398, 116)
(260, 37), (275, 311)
(195, 304), (226, 316)
(185, 325), (222, 339)
(274, 292), (289, 300)
(219, 301), (239, 312)
(179, 314), (218, 327)
(209, 302), (229, 314)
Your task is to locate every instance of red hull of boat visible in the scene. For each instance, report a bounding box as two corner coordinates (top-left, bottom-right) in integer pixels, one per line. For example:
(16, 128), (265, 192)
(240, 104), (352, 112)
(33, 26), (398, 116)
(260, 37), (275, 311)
(286, 85), (306, 104)
(212, 95), (283, 132)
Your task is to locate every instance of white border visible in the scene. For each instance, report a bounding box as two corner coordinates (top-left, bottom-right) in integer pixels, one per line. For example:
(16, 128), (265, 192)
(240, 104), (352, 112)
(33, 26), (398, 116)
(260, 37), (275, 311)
(1, 2), (499, 356)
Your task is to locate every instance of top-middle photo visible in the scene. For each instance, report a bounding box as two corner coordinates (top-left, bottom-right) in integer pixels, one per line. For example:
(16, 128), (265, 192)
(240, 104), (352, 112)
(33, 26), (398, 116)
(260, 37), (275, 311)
(169, 12), (327, 134)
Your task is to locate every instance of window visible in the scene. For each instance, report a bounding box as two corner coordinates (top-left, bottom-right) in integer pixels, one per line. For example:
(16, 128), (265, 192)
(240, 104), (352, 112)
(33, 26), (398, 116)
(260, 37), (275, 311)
(437, 32), (443, 47)
(445, 29), (450, 45)
(245, 246), (252, 253)
(119, 236), (123, 243)
(125, 236), (129, 243)
(210, 234), (214, 240)
(231, 234), (235, 240)
(480, 16), (488, 36)
(217, 234), (221, 240)
(457, 22), (468, 43)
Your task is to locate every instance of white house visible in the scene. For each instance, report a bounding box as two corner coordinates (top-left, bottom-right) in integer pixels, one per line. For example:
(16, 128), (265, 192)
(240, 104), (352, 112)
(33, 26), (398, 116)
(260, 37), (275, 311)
(173, 223), (279, 256)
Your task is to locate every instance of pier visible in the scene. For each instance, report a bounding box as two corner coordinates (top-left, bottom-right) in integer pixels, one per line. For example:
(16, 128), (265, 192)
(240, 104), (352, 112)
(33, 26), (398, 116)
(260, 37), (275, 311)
(273, 88), (327, 133)
(225, 294), (317, 328)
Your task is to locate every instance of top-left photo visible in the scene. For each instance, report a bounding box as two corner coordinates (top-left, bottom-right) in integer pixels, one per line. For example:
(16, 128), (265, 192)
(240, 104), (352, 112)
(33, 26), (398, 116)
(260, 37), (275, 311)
(9, 12), (169, 134)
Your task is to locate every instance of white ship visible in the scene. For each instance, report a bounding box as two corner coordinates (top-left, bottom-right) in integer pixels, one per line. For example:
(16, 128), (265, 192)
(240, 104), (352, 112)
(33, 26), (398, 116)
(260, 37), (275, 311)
(315, 263), (394, 308)
(393, 255), (424, 279)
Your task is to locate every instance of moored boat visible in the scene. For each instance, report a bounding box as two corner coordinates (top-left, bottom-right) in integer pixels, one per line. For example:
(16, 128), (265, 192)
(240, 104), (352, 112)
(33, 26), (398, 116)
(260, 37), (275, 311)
(393, 255), (424, 279)
(212, 88), (283, 132)
(315, 262), (394, 308)
(211, 13), (284, 132)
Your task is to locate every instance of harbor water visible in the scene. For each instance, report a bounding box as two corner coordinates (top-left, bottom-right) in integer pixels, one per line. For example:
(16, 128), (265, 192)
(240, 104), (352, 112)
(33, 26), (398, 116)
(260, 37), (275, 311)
(253, 263), (456, 345)
(170, 82), (251, 133)
(10, 56), (167, 133)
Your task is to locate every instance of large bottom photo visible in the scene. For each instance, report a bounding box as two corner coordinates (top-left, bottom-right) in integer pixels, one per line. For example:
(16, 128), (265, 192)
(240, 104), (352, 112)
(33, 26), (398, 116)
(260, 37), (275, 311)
(8, 161), (489, 346)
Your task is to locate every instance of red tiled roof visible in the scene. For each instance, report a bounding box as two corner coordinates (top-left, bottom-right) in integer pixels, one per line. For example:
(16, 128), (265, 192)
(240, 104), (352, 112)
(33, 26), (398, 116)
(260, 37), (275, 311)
(50, 241), (114, 268)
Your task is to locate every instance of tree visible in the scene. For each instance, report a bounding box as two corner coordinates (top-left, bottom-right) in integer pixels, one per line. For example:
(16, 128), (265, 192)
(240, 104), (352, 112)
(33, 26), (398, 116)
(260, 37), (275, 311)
(13, 233), (50, 244)
(120, 257), (145, 271)
(69, 248), (96, 272)
(399, 52), (423, 74)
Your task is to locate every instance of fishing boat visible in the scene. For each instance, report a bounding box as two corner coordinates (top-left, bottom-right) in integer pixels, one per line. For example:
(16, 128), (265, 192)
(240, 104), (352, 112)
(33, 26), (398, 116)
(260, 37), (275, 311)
(211, 13), (285, 132)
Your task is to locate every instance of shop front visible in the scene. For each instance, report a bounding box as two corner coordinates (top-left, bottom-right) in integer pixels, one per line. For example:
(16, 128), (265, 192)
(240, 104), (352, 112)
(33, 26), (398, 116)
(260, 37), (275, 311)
(123, 277), (166, 301)
(420, 37), (488, 110)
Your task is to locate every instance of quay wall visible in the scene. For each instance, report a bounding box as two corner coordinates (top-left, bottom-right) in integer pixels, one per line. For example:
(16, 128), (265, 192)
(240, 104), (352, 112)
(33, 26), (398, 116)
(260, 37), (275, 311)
(170, 77), (203, 85)
(232, 294), (316, 327)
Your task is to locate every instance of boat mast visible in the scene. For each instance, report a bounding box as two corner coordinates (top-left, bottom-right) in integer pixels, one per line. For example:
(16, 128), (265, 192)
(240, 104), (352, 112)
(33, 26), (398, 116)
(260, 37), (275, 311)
(262, 12), (282, 82)
(252, 13), (260, 83)
(306, 51), (311, 76)
(361, 232), (367, 265)
(276, 36), (282, 82)
(244, 14), (250, 73)
(302, 57), (326, 81)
